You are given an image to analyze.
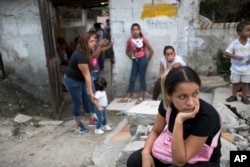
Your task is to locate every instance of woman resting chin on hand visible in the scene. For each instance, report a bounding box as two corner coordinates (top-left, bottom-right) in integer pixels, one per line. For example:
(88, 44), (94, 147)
(127, 66), (222, 167)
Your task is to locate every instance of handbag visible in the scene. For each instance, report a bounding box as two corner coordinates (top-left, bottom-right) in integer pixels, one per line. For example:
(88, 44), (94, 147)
(151, 107), (221, 164)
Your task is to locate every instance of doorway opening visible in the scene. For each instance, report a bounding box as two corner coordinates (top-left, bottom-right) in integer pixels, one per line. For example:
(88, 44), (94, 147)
(40, 0), (113, 120)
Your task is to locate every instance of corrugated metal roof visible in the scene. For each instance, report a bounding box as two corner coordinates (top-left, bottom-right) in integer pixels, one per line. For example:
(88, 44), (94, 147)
(51, 0), (108, 8)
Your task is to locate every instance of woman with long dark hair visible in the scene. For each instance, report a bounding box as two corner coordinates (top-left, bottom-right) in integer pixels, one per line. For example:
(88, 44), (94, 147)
(64, 32), (96, 133)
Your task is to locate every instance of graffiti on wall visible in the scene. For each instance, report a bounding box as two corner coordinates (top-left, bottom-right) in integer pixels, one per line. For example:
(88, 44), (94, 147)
(145, 18), (175, 29)
(141, 3), (178, 20)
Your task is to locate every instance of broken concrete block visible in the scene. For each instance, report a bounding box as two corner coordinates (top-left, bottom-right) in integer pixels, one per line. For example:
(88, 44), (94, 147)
(14, 114), (32, 124)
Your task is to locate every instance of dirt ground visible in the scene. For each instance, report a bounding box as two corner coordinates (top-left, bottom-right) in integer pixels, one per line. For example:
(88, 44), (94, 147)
(0, 75), (125, 167)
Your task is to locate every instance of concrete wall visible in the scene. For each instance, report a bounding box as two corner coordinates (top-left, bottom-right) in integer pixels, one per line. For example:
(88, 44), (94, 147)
(0, 0), (238, 101)
(192, 21), (238, 75)
(0, 0), (49, 100)
(110, 0), (200, 97)
(55, 9), (103, 46)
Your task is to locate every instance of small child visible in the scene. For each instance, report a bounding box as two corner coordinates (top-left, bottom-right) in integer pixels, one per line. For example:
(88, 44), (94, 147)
(224, 21), (250, 105)
(92, 76), (112, 134)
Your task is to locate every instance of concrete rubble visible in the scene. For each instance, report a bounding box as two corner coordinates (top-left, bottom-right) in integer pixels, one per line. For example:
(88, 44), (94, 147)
(13, 114), (32, 124)
(2, 75), (250, 167)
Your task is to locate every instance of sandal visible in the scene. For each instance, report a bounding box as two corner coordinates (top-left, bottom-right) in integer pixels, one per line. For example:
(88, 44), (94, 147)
(118, 97), (132, 103)
(135, 97), (144, 105)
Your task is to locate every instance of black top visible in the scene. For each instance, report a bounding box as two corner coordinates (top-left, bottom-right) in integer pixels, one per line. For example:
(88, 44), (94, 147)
(158, 99), (221, 165)
(65, 50), (89, 81)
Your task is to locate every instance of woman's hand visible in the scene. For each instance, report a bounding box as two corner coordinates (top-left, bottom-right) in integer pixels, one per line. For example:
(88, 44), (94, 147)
(90, 94), (97, 103)
(142, 150), (155, 167)
(176, 104), (200, 123)
(100, 39), (109, 48)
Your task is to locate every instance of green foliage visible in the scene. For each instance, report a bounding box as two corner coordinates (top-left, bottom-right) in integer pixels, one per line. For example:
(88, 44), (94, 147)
(216, 50), (230, 81)
(200, 0), (250, 22)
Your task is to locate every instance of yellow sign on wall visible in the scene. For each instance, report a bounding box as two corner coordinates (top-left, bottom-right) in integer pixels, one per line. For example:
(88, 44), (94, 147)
(141, 3), (178, 20)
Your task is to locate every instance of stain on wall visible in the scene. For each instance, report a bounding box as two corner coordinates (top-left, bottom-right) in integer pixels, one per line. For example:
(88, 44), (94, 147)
(141, 3), (178, 20)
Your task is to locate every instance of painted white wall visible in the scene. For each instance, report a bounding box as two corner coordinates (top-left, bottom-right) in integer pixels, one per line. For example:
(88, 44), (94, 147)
(0, 0), (49, 100)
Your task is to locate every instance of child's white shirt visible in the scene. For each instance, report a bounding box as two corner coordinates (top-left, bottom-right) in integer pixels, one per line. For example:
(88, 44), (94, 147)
(95, 90), (108, 107)
(161, 55), (186, 70)
(225, 38), (250, 75)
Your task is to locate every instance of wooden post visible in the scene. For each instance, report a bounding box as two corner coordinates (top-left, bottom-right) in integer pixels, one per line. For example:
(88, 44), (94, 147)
(0, 53), (7, 78)
(38, 0), (64, 120)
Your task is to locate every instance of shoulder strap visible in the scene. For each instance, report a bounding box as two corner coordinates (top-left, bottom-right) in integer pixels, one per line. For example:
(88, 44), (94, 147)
(166, 107), (172, 124)
(210, 114), (223, 147)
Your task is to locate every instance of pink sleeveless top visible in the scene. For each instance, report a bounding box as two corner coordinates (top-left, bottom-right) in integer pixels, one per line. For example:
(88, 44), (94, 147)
(127, 36), (148, 59)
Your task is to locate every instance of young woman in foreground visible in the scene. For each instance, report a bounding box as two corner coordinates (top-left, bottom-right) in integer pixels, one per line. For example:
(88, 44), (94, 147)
(127, 66), (221, 167)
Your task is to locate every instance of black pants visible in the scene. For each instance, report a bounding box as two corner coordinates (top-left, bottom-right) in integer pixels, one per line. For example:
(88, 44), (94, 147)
(152, 78), (161, 100)
(127, 148), (218, 167)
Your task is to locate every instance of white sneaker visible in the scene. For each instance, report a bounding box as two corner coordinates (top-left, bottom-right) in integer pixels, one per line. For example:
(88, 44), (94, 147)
(95, 128), (104, 134)
(102, 125), (112, 131)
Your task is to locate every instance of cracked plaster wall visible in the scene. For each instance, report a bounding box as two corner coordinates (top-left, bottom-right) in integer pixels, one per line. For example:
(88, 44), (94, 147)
(0, 0), (49, 100)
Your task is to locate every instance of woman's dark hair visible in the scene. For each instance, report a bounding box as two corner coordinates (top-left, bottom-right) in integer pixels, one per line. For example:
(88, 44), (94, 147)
(161, 66), (201, 108)
(94, 76), (107, 91)
(77, 32), (93, 69)
(94, 23), (102, 29)
(131, 23), (143, 37)
(163, 45), (175, 55)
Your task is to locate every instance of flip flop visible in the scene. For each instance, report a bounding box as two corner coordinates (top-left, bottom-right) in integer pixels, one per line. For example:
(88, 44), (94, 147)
(118, 97), (132, 103)
(135, 97), (144, 105)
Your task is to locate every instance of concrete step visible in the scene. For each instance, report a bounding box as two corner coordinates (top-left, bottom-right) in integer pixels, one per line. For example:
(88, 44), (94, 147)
(212, 86), (250, 113)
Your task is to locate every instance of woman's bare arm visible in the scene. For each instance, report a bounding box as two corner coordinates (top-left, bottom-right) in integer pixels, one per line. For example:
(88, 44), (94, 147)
(144, 40), (154, 62)
(78, 63), (95, 100)
(126, 44), (132, 59)
(171, 105), (208, 166)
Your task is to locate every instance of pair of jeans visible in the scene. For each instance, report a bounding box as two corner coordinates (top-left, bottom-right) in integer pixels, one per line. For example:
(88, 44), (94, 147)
(93, 106), (107, 129)
(128, 56), (148, 93)
(98, 52), (105, 71)
(64, 75), (93, 118)
(91, 71), (100, 93)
